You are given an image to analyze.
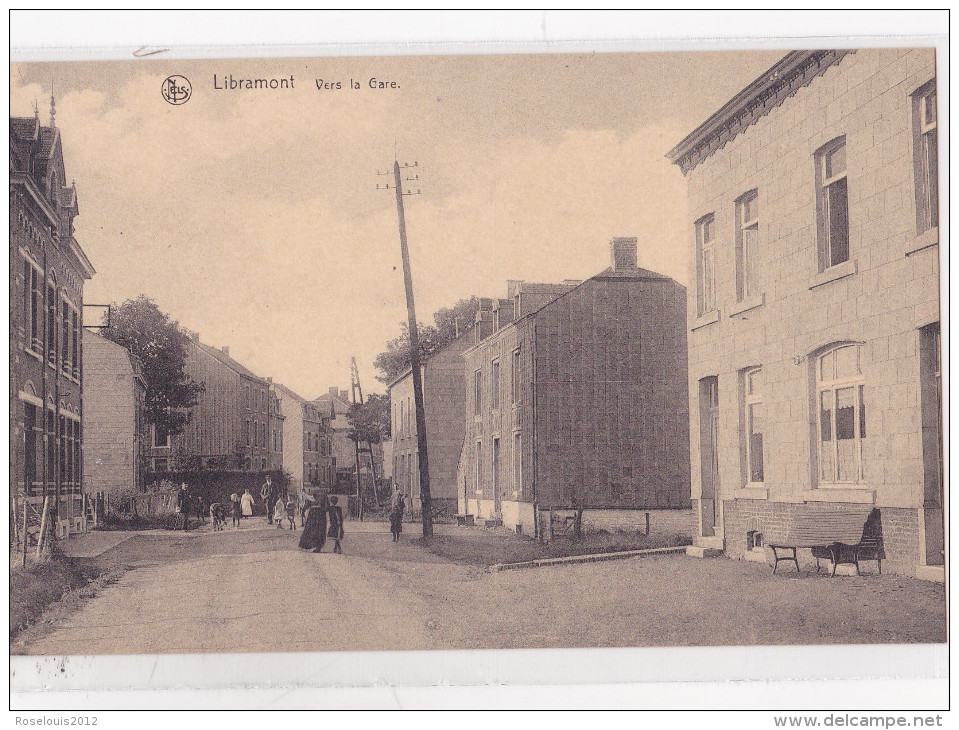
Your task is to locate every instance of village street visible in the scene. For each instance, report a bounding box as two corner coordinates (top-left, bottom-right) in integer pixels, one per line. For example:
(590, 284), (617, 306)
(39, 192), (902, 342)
(16, 520), (946, 655)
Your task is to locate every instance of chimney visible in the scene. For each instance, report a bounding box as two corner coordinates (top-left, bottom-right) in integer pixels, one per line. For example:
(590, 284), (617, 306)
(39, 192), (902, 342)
(474, 309), (494, 343)
(493, 298), (515, 330)
(610, 237), (638, 271)
(329, 386), (338, 396)
(220, 345), (229, 357)
(506, 280), (524, 298)
(340, 389), (349, 401)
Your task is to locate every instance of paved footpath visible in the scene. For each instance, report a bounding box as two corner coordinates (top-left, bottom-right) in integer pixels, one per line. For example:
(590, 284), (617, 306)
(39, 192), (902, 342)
(20, 519), (947, 655)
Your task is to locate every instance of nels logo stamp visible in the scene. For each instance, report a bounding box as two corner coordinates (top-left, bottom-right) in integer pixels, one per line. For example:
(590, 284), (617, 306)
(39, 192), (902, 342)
(161, 75), (192, 105)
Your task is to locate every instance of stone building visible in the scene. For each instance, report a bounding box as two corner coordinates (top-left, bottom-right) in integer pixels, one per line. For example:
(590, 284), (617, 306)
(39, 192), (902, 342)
(10, 106), (96, 537)
(460, 238), (690, 533)
(81, 331), (147, 497)
(274, 382), (335, 496)
(667, 48), (942, 579)
(388, 327), (472, 515)
(148, 333), (283, 474)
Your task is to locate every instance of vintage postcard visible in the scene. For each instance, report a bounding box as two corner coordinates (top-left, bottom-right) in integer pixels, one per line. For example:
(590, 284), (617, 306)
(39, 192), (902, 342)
(8, 11), (948, 711)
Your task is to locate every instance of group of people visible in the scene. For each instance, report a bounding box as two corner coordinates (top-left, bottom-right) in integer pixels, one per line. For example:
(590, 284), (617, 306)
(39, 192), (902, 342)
(298, 492), (345, 554)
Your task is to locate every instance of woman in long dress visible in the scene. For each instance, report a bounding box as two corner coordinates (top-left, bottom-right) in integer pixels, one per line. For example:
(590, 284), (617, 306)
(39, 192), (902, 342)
(389, 489), (405, 542)
(240, 488), (255, 518)
(298, 491), (329, 552)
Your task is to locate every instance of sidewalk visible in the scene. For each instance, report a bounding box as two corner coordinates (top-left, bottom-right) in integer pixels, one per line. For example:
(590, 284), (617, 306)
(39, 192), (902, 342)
(56, 530), (137, 559)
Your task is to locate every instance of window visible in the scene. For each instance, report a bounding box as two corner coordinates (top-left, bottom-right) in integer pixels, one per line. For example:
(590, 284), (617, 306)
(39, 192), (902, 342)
(45, 283), (56, 364)
(817, 344), (865, 484)
(736, 191), (759, 301)
(743, 367), (764, 484)
(491, 436), (501, 498)
(152, 424), (170, 448)
(245, 385), (251, 408)
(511, 348), (521, 404)
(23, 260), (42, 353)
(253, 420), (258, 448)
(245, 419), (250, 446)
(696, 214), (716, 315)
(24, 403), (37, 493)
(491, 359), (500, 411)
(513, 431), (522, 494)
(71, 308), (79, 377)
(816, 138), (849, 270)
(475, 440), (483, 491)
(913, 81), (938, 233)
(474, 369), (483, 415)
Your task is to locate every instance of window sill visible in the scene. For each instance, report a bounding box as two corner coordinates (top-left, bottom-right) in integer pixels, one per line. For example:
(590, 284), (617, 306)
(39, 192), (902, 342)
(800, 487), (875, 504)
(24, 348), (42, 362)
(691, 309), (720, 331)
(732, 486), (768, 500)
(906, 227), (939, 257)
(810, 259), (857, 290)
(728, 293), (765, 317)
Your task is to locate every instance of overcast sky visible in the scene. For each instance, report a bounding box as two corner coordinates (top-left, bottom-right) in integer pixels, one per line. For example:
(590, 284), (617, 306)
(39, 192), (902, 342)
(12, 50), (784, 397)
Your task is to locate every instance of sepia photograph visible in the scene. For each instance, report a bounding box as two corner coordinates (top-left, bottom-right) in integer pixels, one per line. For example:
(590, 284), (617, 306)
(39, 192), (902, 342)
(8, 10), (947, 713)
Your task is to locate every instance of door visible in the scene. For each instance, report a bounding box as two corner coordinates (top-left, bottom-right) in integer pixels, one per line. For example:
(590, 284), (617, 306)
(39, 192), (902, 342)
(699, 377), (720, 536)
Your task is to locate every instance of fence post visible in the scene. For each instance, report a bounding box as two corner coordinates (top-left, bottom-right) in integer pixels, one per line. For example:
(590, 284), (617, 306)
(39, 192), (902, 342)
(645, 511), (650, 536)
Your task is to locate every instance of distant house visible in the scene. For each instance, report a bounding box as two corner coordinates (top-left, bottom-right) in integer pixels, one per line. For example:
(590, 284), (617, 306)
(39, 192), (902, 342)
(460, 238), (690, 533)
(81, 331), (147, 497)
(147, 332), (282, 474)
(274, 382), (335, 496)
(667, 49), (942, 579)
(388, 327), (473, 515)
(313, 386), (383, 492)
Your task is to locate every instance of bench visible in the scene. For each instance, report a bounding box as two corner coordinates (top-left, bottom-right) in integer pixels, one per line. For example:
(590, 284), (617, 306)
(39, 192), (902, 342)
(811, 509), (885, 576)
(764, 506), (875, 575)
(455, 513), (474, 526)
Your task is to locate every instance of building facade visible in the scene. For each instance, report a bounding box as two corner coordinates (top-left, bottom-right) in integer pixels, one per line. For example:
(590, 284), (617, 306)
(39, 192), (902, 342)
(274, 382), (335, 496)
(11, 109), (96, 537)
(313, 386), (383, 491)
(81, 331), (147, 497)
(148, 333), (283, 474)
(667, 48), (942, 578)
(389, 328), (472, 514)
(460, 238), (690, 533)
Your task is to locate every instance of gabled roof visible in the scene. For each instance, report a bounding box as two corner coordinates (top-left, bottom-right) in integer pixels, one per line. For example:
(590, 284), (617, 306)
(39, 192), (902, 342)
(10, 116), (39, 141)
(667, 49), (852, 175)
(386, 326), (474, 390)
(193, 339), (267, 384)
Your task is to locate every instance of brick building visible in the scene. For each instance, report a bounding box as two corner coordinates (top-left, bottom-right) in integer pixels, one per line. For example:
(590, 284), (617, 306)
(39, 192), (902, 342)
(460, 238), (690, 533)
(388, 327), (472, 514)
(10, 107), (96, 537)
(148, 333), (283, 474)
(667, 49), (942, 578)
(274, 382), (335, 496)
(81, 331), (147, 497)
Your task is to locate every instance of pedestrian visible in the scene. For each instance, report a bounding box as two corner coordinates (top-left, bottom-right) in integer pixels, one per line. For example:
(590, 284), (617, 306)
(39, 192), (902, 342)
(240, 488), (255, 519)
(210, 503), (226, 531)
(286, 497), (297, 530)
(298, 493), (329, 553)
(230, 492), (241, 527)
(327, 496), (344, 554)
(273, 494), (286, 528)
(298, 489), (313, 526)
(175, 483), (190, 531)
(260, 475), (274, 524)
(389, 489), (405, 542)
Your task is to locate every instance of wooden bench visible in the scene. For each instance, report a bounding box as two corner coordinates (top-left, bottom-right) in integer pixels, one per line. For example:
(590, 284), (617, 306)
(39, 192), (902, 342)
(764, 506), (874, 575)
(811, 509), (885, 576)
(455, 513), (474, 526)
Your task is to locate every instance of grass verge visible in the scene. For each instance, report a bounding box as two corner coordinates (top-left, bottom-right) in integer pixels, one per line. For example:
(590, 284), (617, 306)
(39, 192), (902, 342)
(419, 530), (692, 567)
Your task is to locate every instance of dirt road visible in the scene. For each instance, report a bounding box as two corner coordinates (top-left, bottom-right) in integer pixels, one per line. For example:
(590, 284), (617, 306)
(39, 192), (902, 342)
(17, 521), (946, 655)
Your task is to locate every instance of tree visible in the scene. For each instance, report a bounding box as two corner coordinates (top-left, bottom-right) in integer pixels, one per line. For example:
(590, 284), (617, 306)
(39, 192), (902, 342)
(373, 296), (482, 383)
(101, 296), (204, 438)
(347, 392), (391, 444)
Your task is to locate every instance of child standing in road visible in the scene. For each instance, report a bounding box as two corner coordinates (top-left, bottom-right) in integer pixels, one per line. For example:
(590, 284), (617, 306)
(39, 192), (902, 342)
(273, 496), (286, 528)
(327, 496), (344, 554)
(285, 498), (297, 530)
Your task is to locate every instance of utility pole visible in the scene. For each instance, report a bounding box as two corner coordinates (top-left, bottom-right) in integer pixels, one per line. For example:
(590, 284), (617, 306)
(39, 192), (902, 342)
(350, 357), (380, 513)
(378, 160), (433, 539)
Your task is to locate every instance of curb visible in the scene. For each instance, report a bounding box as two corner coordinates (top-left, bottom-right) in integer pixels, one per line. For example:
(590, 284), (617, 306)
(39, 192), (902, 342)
(488, 545), (689, 572)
